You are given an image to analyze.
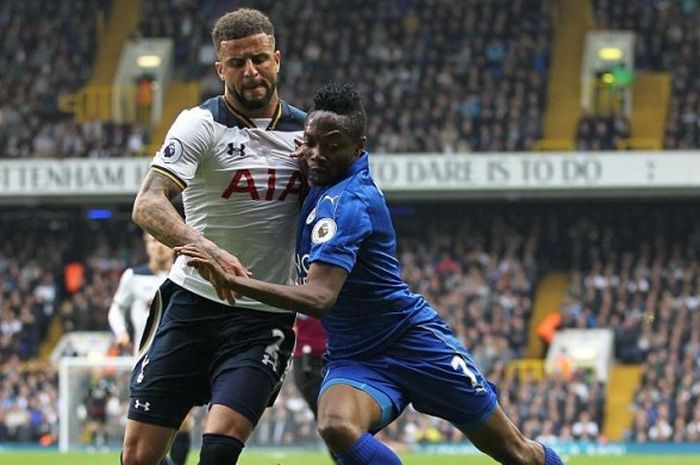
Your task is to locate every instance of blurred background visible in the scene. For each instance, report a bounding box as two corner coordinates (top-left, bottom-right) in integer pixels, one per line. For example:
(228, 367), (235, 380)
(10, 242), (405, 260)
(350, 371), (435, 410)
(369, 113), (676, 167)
(1, 0), (700, 461)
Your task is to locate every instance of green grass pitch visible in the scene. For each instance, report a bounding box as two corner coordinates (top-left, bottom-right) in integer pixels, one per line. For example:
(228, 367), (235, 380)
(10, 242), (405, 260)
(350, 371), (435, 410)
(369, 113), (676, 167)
(0, 451), (698, 465)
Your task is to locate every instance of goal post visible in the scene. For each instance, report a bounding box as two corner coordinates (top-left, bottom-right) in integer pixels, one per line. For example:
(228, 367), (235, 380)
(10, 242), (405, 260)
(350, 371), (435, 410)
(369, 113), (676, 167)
(58, 356), (324, 453)
(58, 356), (136, 452)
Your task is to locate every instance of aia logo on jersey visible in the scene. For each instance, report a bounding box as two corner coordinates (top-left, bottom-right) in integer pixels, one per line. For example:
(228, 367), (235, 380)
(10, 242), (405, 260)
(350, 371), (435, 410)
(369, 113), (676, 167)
(221, 169), (302, 201)
(227, 142), (246, 157)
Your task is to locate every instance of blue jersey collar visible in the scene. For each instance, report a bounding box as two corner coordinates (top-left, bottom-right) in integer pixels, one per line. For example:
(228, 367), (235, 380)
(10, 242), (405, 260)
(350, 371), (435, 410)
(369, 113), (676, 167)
(345, 151), (369, 179)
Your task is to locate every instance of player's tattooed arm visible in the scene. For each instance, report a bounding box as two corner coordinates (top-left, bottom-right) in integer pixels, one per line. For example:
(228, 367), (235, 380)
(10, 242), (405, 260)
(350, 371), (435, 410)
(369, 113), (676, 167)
(133, 170), (251, 279)
(132, 170), (195, 247)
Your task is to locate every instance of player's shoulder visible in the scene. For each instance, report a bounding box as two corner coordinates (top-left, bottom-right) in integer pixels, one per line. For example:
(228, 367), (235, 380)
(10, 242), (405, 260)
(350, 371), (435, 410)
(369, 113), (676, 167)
(275, 100), (307, 132)
(170, 98), (218, 133)
(131, 264), (153, 276)
(317, 179), (374, 219)
(196, 95), (246, 129)
(340, 168), (381, 207)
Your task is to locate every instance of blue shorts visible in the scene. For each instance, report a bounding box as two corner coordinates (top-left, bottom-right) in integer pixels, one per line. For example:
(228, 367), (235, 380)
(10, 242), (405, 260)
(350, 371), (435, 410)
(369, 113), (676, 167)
(320, 315), (497, 431)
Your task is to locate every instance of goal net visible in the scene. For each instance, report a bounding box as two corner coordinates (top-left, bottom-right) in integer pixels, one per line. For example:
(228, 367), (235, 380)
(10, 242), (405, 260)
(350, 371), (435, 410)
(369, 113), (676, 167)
(58, 356), (322, 452)
(58, 356), (136, 452)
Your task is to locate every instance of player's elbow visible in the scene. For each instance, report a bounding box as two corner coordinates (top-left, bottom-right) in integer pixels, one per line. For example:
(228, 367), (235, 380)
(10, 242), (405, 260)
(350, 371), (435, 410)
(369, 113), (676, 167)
(131, 198), (145, 226)
(306, 290), (337, 317)
(131, 194), (150, 228)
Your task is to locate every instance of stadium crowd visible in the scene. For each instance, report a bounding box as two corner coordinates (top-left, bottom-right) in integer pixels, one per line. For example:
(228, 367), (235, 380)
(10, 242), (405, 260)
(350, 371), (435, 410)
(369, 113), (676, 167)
(558, 205), (700, 442)
(4, 1), (700, 159)
(575, 114), (630, 151)
(0, 0), (553, 159)
(141, 0), (552, 154)
(0, 1), (151, 160)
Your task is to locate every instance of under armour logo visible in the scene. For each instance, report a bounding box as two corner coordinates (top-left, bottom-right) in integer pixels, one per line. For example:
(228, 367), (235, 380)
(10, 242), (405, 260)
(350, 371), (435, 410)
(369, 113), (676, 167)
(134, 399), (151, 411)
(227, 142), (246, 157)
(136, 355), (149, 384)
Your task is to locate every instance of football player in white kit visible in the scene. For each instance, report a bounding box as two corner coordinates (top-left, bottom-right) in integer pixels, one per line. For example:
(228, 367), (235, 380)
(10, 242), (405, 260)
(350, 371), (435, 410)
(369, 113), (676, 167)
(120, 8), (305, 465)
(108, 233), (172, 354)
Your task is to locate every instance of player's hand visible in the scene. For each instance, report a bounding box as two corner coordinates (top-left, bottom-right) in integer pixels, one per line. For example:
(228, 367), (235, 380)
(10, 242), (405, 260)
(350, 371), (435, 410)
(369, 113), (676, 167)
(292, 137), (310, 176)
(174, 242), (243, 305)
(291, 137), (305, 158)
(115, 331), (132, 348)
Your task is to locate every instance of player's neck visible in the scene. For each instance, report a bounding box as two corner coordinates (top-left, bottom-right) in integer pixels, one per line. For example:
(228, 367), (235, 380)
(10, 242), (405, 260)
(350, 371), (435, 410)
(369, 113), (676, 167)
(224, 92), (280, 119)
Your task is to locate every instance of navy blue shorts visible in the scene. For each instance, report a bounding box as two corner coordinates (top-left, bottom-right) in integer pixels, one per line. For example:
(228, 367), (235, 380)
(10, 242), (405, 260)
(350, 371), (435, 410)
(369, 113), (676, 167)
(128, 280), (295, 429)
(320, 315), (497, 432)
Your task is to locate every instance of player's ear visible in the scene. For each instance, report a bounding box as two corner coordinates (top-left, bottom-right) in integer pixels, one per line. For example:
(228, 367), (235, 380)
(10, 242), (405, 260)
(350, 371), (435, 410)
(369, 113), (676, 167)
(215, 61), (224, 80)
(274, 50), (281, 73)
(356, 137), (367, 154)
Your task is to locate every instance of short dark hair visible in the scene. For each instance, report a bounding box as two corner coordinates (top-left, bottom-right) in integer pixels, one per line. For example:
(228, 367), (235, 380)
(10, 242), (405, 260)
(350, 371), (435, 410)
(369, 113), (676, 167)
(312, 83), (367, 139)
(212, 8), (275, 52)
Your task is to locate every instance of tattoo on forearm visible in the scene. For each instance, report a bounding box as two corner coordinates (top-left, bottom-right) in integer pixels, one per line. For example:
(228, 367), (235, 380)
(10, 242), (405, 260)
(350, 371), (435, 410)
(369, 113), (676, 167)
(133, 171), (200, 248)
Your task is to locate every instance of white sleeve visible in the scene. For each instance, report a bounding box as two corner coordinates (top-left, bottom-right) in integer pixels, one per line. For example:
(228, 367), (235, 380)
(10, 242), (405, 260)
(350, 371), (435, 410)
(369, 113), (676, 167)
(108, 268), (134, 336)
(150, 107), (214, 188)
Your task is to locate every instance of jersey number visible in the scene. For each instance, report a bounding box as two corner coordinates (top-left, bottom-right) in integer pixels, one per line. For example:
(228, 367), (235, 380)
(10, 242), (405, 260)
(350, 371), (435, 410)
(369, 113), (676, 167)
(261, 328), (286, 371)
(451, 355), (478, 387)
(221, 169), (302, 201)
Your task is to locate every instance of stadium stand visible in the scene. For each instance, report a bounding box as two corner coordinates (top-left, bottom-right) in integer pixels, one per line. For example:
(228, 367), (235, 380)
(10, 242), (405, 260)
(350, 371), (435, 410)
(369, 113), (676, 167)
(139, 0), (552, 154)
(3, 1), (700, 460)
(555, 204), (700, 442)
(0, 205), (606, 446)
(586, 0), (700, 150)
(2, 207), (697, 447)
(0, 0), (150, 159)
(0, 358), (58, 443)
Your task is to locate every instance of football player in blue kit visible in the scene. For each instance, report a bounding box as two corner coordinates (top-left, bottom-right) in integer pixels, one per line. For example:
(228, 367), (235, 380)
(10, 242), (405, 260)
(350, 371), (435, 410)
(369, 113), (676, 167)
(176, 83), (564, 465)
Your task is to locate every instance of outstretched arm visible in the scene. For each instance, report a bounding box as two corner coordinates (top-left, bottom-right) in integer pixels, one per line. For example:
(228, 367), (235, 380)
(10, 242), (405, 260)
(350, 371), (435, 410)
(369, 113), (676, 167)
(176, 243), (347, 317)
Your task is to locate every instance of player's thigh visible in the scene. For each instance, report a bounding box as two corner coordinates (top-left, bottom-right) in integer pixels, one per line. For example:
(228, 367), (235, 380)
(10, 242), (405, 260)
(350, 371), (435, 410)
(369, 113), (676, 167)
(319, 359), (405, 433)
(128, 284), (217, 429)
(207, 366), (280, 441)
(122, 419), (175, 464)
(318, 384), (382, 431)
(456, 404), (543, 464)
(180, 409), (195, 433)
(391, 317), (497, 426)
(206, 309), (296, 441)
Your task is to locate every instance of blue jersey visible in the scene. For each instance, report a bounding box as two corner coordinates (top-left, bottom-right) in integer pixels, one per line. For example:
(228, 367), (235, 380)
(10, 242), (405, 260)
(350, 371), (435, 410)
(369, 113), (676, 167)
(296, 152), (436, 359)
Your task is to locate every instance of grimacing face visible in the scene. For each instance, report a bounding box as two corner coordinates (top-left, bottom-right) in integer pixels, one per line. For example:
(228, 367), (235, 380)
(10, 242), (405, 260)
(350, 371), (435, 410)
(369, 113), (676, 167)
(295, 111), (365, 186)
(215, 33), (280, 112)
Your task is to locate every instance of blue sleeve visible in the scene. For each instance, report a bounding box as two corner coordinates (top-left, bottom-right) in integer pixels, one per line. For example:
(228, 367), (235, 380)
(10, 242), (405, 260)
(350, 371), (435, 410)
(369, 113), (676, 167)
(308, 193), (372, 273)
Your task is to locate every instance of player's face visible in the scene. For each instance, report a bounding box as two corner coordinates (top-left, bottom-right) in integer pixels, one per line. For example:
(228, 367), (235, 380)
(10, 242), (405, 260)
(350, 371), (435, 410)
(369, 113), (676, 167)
(215, 33), (280, 112)
(144, 235), (173, 263)
(298, 111), (365, 186)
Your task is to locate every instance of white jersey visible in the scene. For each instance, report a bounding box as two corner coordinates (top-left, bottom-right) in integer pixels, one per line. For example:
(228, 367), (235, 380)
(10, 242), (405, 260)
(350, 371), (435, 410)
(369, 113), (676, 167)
(150, 96), (305, 313)
(108, 265), (168, 354)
